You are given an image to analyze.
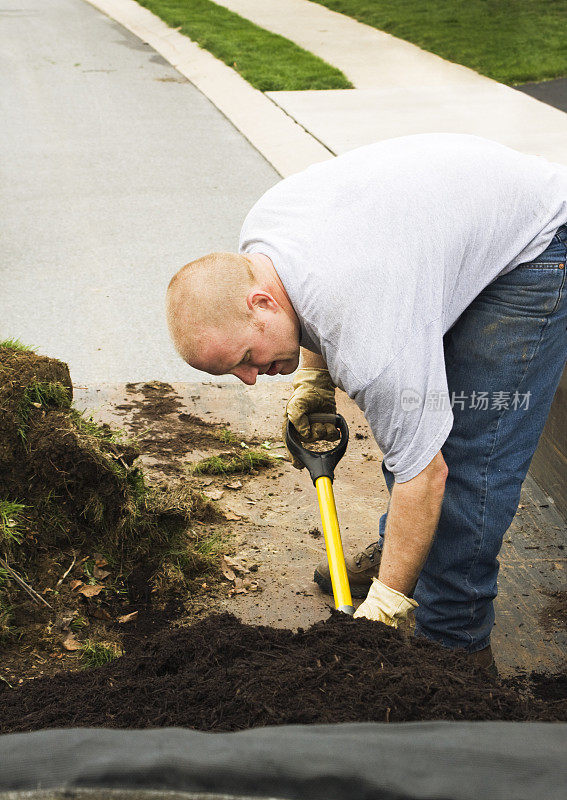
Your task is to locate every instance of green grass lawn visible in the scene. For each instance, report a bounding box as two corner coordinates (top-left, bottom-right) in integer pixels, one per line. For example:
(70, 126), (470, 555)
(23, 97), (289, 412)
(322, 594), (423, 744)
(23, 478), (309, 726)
(136, 0), (352, 90)
(311, 0), (567, 85)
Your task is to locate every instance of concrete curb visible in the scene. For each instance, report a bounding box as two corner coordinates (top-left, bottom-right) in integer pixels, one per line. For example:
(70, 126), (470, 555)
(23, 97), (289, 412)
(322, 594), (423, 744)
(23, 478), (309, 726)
(84, 0), (334, 177)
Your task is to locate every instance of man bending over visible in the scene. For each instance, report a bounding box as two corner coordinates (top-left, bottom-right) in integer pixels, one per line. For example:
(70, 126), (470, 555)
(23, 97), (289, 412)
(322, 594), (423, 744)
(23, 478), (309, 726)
(167, 134), (567, 672)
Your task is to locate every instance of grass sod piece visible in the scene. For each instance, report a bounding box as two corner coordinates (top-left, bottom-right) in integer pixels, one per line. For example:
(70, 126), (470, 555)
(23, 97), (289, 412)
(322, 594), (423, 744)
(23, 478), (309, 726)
(17, 381), (72, 443)
(0, 347), (222, 573)
(0, 339), (36, 353)
(70, 409), (137, 450)
(311, 0), (567, 85)
(0, 348), (234, 668)
(80, 640), (123, 669)
(189, 449), (275, 475)
(136, 0), (352, 90)
(215, 427), (238, 445)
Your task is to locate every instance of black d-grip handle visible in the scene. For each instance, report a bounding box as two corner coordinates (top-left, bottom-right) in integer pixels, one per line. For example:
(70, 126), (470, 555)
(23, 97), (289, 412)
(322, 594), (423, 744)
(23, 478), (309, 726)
(286, 413), (349, 484)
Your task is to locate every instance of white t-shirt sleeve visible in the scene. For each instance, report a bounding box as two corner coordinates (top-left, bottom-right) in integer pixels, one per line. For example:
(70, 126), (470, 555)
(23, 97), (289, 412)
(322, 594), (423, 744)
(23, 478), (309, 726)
(352, 319), (454, 482)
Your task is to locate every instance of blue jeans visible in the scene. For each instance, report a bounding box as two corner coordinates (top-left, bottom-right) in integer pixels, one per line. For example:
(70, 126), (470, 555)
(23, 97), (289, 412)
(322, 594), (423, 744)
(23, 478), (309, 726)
(379, 224), (567, 652)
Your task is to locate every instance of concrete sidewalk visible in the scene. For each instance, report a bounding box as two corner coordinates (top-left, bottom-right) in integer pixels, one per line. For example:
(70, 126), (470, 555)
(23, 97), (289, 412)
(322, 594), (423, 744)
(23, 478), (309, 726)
(210, 0), (567, 165)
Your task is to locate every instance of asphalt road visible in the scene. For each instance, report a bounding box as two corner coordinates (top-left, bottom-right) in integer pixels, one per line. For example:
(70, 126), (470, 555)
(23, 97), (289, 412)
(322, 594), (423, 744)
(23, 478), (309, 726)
(517, 77), (567, 114)
(1, 0), (279, 384)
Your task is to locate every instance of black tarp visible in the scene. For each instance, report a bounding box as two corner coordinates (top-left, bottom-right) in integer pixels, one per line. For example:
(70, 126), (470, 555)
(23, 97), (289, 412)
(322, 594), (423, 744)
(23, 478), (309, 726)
(0, 722), (566, 800)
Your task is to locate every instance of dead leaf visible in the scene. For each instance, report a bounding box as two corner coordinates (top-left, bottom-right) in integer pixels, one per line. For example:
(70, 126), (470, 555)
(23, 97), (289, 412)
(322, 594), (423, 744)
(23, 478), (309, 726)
(78, 584), (104, 597)
(94, 554), (108, 567)
(204, 489), (224, 501)
(222, 555), (249, 574)
(221, 557), (236, 582)
(117, 611), (139, 624)
(62, 633), (82, 651)
(69, 579), (84, 591)
(200, 478), (214, 486)
(93, 566), (111, 580)
(224, 511), (241, 521)
(225, 480), (242, 490)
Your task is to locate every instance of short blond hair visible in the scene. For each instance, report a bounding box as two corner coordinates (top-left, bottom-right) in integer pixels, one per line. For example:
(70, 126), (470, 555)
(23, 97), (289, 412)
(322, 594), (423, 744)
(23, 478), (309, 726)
(166, 251), (256, 362)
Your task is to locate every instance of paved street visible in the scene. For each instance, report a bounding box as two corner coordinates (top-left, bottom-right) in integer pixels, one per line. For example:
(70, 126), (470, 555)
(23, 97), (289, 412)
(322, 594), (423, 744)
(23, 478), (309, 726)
(1, 0), (279, 383)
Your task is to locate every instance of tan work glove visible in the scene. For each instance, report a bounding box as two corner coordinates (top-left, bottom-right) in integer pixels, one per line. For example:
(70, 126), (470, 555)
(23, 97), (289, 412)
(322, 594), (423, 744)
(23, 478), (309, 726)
(353, 578), (418, 628)
(283, 368), (337, 469)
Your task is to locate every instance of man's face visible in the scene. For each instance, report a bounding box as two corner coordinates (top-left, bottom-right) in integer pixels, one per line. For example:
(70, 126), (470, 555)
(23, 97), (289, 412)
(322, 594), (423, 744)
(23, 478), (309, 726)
(193, 306), (300, 385)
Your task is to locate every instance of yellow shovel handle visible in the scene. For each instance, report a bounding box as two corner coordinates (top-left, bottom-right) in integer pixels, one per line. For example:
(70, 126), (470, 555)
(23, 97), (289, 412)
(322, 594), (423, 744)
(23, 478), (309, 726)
(315, 476), (354, 614)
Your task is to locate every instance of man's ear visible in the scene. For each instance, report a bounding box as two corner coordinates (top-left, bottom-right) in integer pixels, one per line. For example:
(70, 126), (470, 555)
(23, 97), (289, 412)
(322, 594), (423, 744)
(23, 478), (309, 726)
(246, 290), (279, 313)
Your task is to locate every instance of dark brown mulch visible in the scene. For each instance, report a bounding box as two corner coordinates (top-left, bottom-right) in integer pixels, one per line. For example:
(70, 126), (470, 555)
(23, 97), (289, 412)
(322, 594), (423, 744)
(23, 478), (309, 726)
(1, 613), (565, 735)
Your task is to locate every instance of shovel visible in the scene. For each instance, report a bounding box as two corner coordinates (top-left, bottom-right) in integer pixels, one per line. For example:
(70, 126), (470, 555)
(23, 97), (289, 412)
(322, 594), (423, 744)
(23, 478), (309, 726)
(286, 413), (354, 615)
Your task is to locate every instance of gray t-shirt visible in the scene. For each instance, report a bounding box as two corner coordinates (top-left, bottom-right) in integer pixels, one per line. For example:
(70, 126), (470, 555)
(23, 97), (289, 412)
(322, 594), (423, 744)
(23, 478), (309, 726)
(239, 134), (567, 482)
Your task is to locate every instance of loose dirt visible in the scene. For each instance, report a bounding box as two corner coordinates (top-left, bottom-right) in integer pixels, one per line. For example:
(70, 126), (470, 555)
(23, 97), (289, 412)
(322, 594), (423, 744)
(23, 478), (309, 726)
(539, 589), (567, 632)
(115, 381), (235, 473)
(1, 612), (565, 735)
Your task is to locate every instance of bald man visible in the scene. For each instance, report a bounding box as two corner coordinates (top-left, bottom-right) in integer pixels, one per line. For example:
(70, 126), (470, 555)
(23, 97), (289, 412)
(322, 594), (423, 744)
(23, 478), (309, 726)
(167, 134), (567, 672)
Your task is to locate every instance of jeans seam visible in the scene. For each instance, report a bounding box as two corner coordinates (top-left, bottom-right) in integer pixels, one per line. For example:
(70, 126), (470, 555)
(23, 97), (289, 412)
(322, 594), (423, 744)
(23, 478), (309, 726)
(548, 264), (567, 316)
(520, 263), (565, 269)
(465, 414), (499, 643)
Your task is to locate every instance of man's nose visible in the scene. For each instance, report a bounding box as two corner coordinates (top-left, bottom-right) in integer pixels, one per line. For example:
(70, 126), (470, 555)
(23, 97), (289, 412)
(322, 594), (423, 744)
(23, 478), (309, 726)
(233, 365), (258, 385)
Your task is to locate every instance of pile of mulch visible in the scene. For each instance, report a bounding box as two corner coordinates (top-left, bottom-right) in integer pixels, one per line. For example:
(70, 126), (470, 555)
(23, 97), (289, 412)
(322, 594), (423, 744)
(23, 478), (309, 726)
(1, 613), (565, 735)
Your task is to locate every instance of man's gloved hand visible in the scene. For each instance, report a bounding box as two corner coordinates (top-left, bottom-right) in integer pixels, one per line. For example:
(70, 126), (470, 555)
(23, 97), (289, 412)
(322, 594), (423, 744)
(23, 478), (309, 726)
(283, 368), (337, 469)
(353, 578), (418, 628)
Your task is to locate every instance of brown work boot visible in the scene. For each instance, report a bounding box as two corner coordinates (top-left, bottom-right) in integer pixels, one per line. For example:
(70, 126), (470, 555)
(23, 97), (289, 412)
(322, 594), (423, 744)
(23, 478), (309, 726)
(467, 645), (498, 678)
(313, 541), (381, 598)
